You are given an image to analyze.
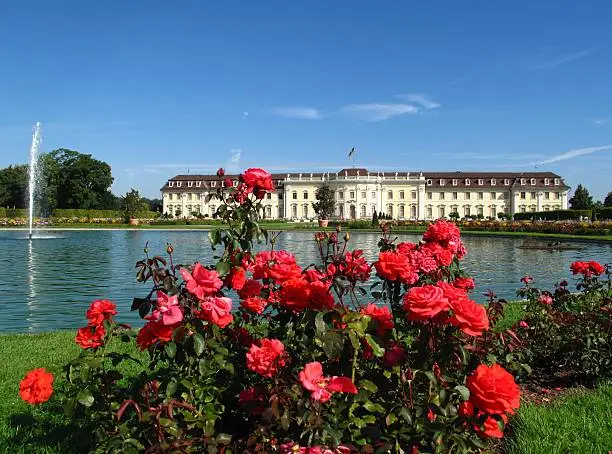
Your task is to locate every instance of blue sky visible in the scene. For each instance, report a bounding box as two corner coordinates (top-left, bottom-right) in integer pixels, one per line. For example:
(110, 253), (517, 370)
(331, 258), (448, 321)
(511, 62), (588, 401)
(1, 1), (612, 199)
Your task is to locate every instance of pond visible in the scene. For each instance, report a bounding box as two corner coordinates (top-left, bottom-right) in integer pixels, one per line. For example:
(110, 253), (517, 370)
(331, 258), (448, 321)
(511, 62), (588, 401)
(0, 229), (610, 333)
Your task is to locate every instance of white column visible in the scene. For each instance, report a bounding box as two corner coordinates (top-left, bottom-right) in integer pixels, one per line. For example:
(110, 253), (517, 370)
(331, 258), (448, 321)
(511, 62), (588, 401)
(417, 183), (426, 220)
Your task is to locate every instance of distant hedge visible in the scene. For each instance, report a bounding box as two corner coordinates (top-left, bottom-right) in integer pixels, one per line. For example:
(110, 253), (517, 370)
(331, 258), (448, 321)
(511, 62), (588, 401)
(0, 208), (28, 218)
(513, 209), (592, 221)
(51, 209), (158, 219)
(595, 207), (612, 220)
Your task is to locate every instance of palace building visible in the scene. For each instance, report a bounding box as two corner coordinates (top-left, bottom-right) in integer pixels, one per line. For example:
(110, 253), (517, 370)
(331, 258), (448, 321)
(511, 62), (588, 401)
(160, 169), (569, 220)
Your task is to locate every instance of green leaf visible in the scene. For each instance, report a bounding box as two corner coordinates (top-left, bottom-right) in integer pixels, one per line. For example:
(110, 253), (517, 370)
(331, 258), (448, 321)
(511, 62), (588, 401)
(164, 341), (177, 358)
(385, 413), (397, 426)
(348, 330), (360, 350)
(365, 334), (384, 357)
(215, 261), (231, 277)
(76, 389), (94, 407)
(322, 331), (344, 359)
(315, 312), (328, 336)
(358, 380), (378, 393)
(400, 407), (412, 425)
(363, 400), (385, 413)
(192, 333), (205, 356)
(455, 385), (470, 401)
(166, 380), (177, 397)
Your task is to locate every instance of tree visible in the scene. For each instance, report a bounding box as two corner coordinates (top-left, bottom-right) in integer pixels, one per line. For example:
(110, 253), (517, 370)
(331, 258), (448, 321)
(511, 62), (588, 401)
(449, 211), (460, 221)
(142, 197), (162, 212)
(604, 192), (612, 207)
(371, 210), (378, 226)
(122, 189), (147, 222)
(569, 184), (593, 210)
(312, 185), (335, 220)
(0, 165), (28, 208)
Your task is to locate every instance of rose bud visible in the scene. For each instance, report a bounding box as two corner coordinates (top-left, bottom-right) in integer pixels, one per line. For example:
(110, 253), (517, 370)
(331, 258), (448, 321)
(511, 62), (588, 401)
(336, 225), (342, 232)
(217, 168), (225, 177)
(344, 232), (350, 242)
(166, 243), (174, 254)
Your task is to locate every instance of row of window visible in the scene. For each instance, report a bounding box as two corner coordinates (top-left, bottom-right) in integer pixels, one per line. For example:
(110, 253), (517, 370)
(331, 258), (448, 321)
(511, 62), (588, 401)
(425, 177), (561, 187)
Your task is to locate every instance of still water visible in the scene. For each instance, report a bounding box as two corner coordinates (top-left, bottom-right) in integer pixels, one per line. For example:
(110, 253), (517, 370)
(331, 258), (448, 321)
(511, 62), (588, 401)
(0, 229), (610, 333)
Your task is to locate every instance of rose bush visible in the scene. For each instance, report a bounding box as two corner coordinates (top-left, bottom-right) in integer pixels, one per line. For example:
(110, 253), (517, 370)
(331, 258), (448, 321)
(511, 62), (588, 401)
(20, 167), (528, 453)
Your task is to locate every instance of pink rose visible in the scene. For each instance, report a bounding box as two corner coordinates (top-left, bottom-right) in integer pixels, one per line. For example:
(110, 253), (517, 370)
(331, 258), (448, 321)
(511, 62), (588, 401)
(180, 263), (223, 299)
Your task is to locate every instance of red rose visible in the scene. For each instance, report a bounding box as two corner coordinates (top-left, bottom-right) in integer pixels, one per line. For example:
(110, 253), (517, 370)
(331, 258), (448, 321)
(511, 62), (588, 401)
(19, 368), (54, 405)
(136, 319), (176, 350)
(467, 363), (520, 415)
(308, 280), (335, 311)
(448, 298), (490, 336)
(241, 168), (274, 194)
(588, 260), (605, 275)
(246, 338), (286, 377)
(383, 342), (406, 367)
(180, 263), (223, 299)
(75, 324), (106, 349)
(520, 275), (533, 284)
(411, 249), (438, 274)
(303, 268), (327, 282)
(241, 296), (268, 314)
(453, 277), (475, 290)
(196, 296), (234, 328)
(538, 293), (553, 305)
(475, 413), (508, 439)
(339, 250), (371, 282)
(278, 278), (311, 312)
(437, 281), (469, 303)
(298, 361), (357, 402)
(361, 303), (394, 335)
(237, 278), (262, 299)
(403, 285), (449, 321)
(571, 260), (605, 277)
(421, 242), (454, 267)
(423, 219), (461, 244)
(226, 266), (246, 290)
(86, 299), (117, 326)
(396, 242), (417, 254)
(374, 251), (418, 284)
(269, 262), (303, 284)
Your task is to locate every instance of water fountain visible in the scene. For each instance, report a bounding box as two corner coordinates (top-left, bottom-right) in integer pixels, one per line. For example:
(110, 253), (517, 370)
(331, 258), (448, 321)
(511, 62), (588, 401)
(27, 122), (42, 240)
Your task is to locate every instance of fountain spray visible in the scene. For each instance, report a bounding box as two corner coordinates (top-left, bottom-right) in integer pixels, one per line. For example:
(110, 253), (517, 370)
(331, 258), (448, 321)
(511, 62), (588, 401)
(28, 122), (42, 241)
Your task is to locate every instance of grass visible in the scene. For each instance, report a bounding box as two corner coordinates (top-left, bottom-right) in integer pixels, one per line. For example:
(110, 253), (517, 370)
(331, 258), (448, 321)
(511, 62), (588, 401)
(504, 382), (612, 454)
(0, 331), (146, 453)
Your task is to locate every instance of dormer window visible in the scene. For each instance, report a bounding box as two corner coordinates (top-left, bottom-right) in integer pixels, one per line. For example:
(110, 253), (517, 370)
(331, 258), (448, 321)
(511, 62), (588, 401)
(520, 178), (526, 185)
(233, 181), (238, 187)
(544, 178), (549, 186)
(465, 179), (471, 185)
(530, 178), (536, 185)
(478, 179), (483, 185)
(211, 181), (216, 187)
(440, 179), (445, 186)
(426, 179), (433, 186)
(169, 181), (174, 187)
(491, 179), (496, 186)
(196, 181), (201, 187)
(176, 182), (182, 187)
(504, 179), (510, 185)
(188, 181), (193, 187)
(554, 178), (560, 185)
(452, 179), (458, 186)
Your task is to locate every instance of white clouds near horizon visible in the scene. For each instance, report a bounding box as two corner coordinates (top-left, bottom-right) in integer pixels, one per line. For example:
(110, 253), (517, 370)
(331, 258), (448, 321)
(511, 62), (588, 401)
(395, 93), (441, 109)
(531, 48), (595, 70)
(270, 107), (323, 119)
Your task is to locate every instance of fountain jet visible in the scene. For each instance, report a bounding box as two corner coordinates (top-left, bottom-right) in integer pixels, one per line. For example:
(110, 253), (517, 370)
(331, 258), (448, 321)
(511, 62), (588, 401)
(28, 122), (42, 241)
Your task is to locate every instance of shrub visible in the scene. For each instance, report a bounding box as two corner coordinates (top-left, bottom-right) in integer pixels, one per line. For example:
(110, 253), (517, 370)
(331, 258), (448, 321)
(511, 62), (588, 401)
(513, 209), (592, 221)
(18, 167), (527, 452)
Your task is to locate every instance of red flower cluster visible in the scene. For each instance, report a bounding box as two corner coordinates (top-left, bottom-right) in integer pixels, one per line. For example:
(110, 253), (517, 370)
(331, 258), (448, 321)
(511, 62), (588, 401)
(136, 319), (176, 350)
(253, 250), (302, 283)
(298, 361), (357, 402)
(246, 338), (286, 378)
(19, 368), (54, 405)
(75, 299), (117, 349)
(374, 250), (418, 284)
(195, 296), (234, 328)
(338, 250), (371, 283)
(278, 278), (334, 312)
(570, 260), (605, 277)
(462, 363), (520, 438)
(240, 168), (274, 199)
(361, 303), (394, 335)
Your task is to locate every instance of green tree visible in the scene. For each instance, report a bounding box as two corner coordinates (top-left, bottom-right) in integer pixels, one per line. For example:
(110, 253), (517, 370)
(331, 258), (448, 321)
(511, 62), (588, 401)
(0, 164), (28, 208)
(122, 189), (147, 221)
(604, 191), (612, 207)
(371, 210), (378, 225)
(312, 185), (335, 220)
(569, 184), (593, 210)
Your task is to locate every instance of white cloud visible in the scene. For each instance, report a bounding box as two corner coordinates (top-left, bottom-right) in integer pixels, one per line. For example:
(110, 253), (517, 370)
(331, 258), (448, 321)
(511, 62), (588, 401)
(532, 49), (595, 70)
(395, 93), (441, 109)
(271, 107), (323, 120)
(340, 103), (418, 122)
(529, 145), (612, 166)
(226, 148), (242, 172)
(592, 118), (612, 126)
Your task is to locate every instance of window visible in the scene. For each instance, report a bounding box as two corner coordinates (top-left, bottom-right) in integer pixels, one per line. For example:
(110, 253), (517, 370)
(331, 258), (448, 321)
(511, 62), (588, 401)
(520, 178), (526, 185)
(265, 205), (272, 218)
(176, 182), (182, 187)
(543, 205), (550, 212)
(169, 181), (174, 187)
(302, 204), (309, 218)
(426, 206), (433, 218)
(361, 192), (366, 199)
(372, 205), (376, 216)
(477, 206), (483, 216)
(530, 192), (536, 199)
(338, 205), (344, 217)
(361, 205), (366, 217)
(292, 191), (297, 200)
(530, 178), (536, 185)
(504, 179), (510, 185)
(196, 181), (201, 187)
(465, 179), (471, 185)
(411, 191), (417, 199)
(266, 193), (272, 200)
(465, 192), (471, 200)
(490, 192), (496, 200)
(211, 181), (216, 187)
(554, 178), (560, 185)
(399, 190), (405, 199)
(410, 205), (417, 218)
(303, 191), (309, 200)
(451, 205), (458, 214)
(491, 179), (496, 186)
(520, 192), (526, 199)
(439, 192), (445, 200)
(520, 206), (526, 213)
(210, 205), (216, 216)
(530, 205), (536, 212)
(452, 179), (458, 186)
(187, 193), (192, 201)
(233, 181), (238, 187)
(490, 206), (497, 218)
(399, 205), (405, 218)
(544, 178), (550, 186)
(464, 206), (471, 217)
(440, 179), (445, 186)
(478, 179), (484, 185)
(478, 192), (484, 200)
(291, 205), (297, 218)
(279, 193), (283, 200)
(439, 206), (445, 218)
(426, 179), (432, 185)
(187, 181), (193, 187)
(544, 192), (550, 200)
(387, 191), (393, 200)
(555, 192), (560, 199)
(349, 191), (355, 199)
(452, 192), (458, 200)
(427, 192), (433, 200)
(338, 191), (344, 200)
(371, 191), (376, 199)
(387, 204), (393, 218)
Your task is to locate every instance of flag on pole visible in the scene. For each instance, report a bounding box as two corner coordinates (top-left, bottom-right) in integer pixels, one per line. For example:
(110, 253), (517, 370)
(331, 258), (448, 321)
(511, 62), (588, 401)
(348, 147), (355, 158)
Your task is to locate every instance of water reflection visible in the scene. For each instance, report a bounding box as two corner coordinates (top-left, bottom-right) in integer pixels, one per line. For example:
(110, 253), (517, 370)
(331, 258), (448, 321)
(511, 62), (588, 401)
(0, 229), (610, 333)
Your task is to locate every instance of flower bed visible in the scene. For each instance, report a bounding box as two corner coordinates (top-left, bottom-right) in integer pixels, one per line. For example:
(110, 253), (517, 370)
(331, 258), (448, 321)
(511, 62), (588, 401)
(16, 167), (611, 453)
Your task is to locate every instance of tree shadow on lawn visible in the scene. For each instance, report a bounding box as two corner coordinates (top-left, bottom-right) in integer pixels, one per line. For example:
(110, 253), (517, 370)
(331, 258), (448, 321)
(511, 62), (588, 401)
(2, 407), (92, 454)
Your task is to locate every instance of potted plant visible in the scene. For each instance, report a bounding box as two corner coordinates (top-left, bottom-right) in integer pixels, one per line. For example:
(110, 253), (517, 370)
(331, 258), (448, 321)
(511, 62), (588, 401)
(122, 188), (146, 225)
(312, 185), (335, 227)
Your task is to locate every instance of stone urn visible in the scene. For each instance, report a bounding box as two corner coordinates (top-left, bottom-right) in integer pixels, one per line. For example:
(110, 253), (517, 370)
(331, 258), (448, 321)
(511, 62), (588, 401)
(129, 218), (139, 226)
(318, 219), (329, 227)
